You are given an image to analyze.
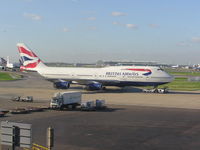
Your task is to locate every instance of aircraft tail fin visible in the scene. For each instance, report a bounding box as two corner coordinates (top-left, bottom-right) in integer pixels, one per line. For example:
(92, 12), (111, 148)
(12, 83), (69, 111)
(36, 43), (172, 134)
(17, 43), (47, 71)
(0, 57), (7, 66)
(6, 56), (9, 66)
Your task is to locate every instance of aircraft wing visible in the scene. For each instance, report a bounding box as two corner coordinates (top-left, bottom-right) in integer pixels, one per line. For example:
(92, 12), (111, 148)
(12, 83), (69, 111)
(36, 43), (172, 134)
(71, 79), (121, 86)
(47, 78), (120, 86)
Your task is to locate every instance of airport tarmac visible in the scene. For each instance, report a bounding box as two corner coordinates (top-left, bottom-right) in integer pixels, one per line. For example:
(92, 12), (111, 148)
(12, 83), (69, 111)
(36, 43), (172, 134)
(0, 72), (199, 110)
(0, 72), (200, 150)
(2, 105), (200, 150)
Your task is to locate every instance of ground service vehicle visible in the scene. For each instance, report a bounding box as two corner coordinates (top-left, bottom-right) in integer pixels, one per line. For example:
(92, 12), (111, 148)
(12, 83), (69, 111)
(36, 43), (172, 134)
(143, 87), (169, 93)
(12, 96), (33, 102)
(81, 99), (106, 111)
(50, 91), (81, 110)
(81, 101), (96, 111)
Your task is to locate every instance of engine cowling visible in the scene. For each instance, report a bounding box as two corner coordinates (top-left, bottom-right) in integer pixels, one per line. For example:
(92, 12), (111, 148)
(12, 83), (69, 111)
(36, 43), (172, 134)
(85, 83), (103, 91)
(53, 81), (70, 89)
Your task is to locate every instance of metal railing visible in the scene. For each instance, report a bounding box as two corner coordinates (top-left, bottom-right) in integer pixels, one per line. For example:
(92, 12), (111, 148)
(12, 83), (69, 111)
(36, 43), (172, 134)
(23, 143), (49, 150)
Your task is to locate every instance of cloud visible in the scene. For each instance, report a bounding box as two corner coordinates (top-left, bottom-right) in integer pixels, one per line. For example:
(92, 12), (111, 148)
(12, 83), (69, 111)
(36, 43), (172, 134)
(0, 29), (7, 33)
(111, 11), (127, 16)
(177, 41), (191, 47)
(71, 0), (79, 2)
(19, 0), (32, 2)
(24, 13), (43, 21)
(24, 0), (32, 2)
(89, 26), (97, 30)
(177, 36), (200, 47)
(113, 22), (138, 29)
(112, 21), (122, 25)
(63, 27), (70, 32)
(112, 21), (119, 25)
(82, 11), (96, 15)
(126, 24), (138, 29)
(191, 37), (200, 43)
(149, 24), (159, 28)
(85, 17), (96, 21)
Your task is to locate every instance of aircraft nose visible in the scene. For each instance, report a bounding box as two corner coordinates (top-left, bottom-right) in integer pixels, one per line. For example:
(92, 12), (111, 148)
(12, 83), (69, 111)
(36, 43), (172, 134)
(169, 76), (174, 82)
(166, 74), (174, 82)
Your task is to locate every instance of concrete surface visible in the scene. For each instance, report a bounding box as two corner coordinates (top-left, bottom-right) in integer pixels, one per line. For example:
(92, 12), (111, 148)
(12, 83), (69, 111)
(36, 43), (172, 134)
(1, 71), (200, 150)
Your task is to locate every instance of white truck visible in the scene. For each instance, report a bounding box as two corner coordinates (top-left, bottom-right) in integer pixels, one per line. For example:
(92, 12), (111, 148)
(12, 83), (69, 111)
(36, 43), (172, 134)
(50, 91), (82, 110)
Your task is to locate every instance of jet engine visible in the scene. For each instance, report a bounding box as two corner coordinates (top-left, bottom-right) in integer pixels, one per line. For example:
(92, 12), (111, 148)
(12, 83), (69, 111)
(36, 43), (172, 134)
(53, 81), (70, 89)
(84, 83), (103, 91)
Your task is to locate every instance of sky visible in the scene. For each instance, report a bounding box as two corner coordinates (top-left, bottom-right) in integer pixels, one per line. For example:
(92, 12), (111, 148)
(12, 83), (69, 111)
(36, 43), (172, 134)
(0, 0), (200, 65)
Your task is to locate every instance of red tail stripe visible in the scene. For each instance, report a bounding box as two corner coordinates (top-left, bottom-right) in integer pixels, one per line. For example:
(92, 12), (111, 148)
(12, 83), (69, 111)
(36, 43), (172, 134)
(125, 68), (151, 72)
(24, 59), (41, 68)
(18, 46), (37, 58)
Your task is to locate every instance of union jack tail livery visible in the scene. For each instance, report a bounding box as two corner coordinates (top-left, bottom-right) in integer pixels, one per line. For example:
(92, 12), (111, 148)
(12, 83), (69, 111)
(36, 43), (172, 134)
(17, 43), (46, 71)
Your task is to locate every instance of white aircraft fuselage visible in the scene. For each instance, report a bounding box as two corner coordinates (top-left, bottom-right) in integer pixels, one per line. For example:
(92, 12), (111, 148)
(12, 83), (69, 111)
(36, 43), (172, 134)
(37, 65), (173, 87)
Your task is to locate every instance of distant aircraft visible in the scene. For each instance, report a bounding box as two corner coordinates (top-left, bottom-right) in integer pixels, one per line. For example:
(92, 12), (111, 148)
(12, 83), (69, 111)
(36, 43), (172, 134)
(171, 65), (179, 69)
(0, 57), (7, 65)
(1, 56), (21, 70)
(6, 56), (14, 69)
(0, 58), (7, 69)
(17, 43), (174, 90)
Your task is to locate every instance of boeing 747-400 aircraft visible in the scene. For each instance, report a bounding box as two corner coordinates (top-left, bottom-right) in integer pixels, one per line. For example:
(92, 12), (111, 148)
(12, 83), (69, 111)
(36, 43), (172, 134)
(17, 43), (173, 90)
